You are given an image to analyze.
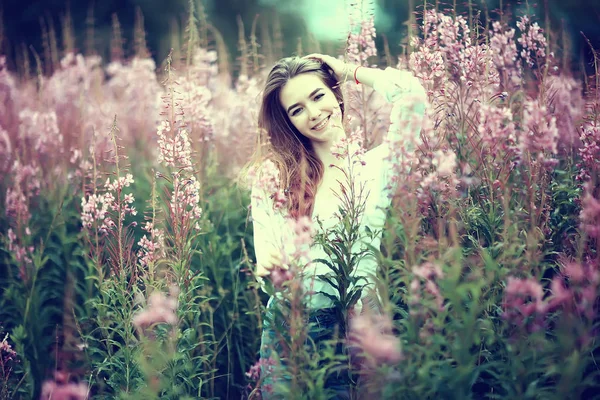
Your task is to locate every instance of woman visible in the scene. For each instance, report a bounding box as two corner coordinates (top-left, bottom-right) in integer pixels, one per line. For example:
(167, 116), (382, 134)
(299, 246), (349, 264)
(246, 54), (427, 399)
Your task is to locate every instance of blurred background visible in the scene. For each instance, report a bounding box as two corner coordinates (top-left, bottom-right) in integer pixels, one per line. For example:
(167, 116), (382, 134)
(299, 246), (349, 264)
(1, 0), (600, 76)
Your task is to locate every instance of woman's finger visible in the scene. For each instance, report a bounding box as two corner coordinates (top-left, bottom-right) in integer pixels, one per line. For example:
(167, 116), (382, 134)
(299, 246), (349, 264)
(304, 53), (325, 60)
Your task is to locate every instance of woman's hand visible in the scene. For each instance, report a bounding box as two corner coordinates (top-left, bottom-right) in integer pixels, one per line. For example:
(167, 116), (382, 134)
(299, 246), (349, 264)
(304, 53), (356, 83)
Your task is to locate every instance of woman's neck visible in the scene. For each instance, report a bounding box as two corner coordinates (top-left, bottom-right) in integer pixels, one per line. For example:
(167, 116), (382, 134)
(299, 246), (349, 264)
(311, 131), (345, 169)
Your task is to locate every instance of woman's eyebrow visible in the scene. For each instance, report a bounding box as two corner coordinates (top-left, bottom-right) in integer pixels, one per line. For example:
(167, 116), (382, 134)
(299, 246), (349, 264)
(287, 88), (324, 114)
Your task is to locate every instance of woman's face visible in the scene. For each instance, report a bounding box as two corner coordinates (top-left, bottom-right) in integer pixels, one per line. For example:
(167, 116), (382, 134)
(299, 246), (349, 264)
(279, 73), (343, 145)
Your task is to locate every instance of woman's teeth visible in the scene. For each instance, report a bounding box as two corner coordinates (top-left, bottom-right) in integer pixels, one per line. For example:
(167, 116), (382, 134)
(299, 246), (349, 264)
(313, 116), (330, 131)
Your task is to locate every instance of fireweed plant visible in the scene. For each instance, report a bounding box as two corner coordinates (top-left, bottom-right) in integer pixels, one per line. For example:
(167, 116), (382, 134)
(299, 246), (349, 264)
(0, 3), (598, 400)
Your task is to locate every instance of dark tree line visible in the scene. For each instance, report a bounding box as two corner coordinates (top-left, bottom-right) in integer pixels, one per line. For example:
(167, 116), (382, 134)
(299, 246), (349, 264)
(1, 0), (599, 76)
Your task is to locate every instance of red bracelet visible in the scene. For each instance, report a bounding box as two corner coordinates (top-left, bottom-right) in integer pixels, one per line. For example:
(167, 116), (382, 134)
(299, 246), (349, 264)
(354, 66), (362, 84)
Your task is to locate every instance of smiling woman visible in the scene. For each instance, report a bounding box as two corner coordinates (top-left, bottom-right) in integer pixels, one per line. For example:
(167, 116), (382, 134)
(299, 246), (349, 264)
(279, 74), (345, 162)
(239, 54), (427, 398)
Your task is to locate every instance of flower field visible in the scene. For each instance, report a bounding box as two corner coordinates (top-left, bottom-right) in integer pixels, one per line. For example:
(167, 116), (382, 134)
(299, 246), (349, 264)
(1, 3), (599, 400)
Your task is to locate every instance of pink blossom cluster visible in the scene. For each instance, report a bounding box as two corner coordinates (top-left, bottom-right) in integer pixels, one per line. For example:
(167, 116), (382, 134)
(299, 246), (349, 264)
(132, 289), (178, 331)
(348, 311), (402, 367)
(40, 371), (88, 400)
(156, 120), (193, 171)
(212, 74), (261, 176)
(5, 160), (41, 226)
(421, 10), (470, 54)
(409, 262), (445, 314)
(249, 159), (287, 211)
(80, 193), (111, 231)
(81, 174), (136, 233)
(457, 44), (500, 92)
(6, 228), (33, 267)
(183, 48), (219, 89)
(18, 109), (63, 155)
(504, 261), (599, 334)
(105, 57), (162, 138)
(4, 159), (39, 279)
(576, 122), (600, 183)
(269, 216), (315, 289)
(245, 357), (276, 384)
(44, 53), (103, 108)
(477, 102), (518, 160)
(502, 276), (547, 332)
(548, 260), (599, 321)
(544, 74), (585, 149)
(0, 126), (11, 172)
(516, 16), (547, 67)
(178, 76), (214, 143)
(408, 38), (445, 96)
(269, 265), (294, 290)
(420, 150), (460, 197)
(489, 21), (522, 88)
(346, 16), (377, 66)
(287, 215), (315, 261)
(170, 174), (203, 231)
(137, 222), (166, 267)
(0, 56), (17, 128)
(420, 11), (474, 82)
(579, 182), (600, 239)
(518, 99), (559, 165)
(1, 333), (17, 365)
(106, 57), (161, 102)
(330, 126), (366, 166)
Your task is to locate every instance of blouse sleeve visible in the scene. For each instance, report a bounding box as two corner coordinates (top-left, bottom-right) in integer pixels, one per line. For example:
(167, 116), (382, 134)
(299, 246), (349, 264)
(372, 67), (427, 197)
(351, 68), (427, 312)
(250, 183), (282, 285)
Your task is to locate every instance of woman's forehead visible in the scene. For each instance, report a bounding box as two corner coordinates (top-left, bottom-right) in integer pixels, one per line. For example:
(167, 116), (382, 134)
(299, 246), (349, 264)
(280, 73), (326, 106)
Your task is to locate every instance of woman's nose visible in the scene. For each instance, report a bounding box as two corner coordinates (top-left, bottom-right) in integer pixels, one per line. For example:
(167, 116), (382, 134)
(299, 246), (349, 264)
(307, 105), (321, 120)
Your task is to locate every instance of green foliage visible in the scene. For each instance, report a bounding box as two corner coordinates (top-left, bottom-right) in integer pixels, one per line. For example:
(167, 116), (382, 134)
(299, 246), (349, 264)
(0, 188), (89, 398)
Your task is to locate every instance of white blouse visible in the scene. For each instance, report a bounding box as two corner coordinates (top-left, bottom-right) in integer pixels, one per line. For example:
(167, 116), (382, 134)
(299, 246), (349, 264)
(250, 67), (427, 309)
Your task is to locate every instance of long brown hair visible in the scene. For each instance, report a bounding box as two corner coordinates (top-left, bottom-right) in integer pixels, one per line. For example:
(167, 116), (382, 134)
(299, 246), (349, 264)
(241, 57), (345, 219)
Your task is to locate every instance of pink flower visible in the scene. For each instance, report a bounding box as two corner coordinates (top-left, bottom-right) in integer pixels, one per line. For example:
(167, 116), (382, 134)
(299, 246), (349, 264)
(290, 216), (315, 249)
(489, 21), (522, 88)
(349, 312), (402, 367)
(548, 260), (599, 320)
(40, 380), (88, 400)
(410, 262), (445, 313)
(132, 290), (179, 332)
(245, 357), (276, 381)
(250, 160), (287, 211)
(18, 109), (63, 154)
(170, 174), (203, 231)
(330, 127), (366, 166)
(518, 99), (559, 165)
(5, 160), (41, 225)
(269, 265), (294, 289)
(1, 333), (17, 365)
(580, 184), (600, 238)
(137, 222), (166, 267)
(156, 121), (193, 170)
(576, 123), (600, 183)
(40, 371), (88, 400)
(346, 16), (377, 66)
(516, 16), (547, 67)
(81, 173), (137, 233)
(0, 126), (12, 172)
(544, 75), (585, 149)
(502, 276), (547, 332)
(477, 103), (518, 157)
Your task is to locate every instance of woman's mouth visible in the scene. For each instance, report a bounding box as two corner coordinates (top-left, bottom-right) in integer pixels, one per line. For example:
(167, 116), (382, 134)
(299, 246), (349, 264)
(312, 116), (330, 131)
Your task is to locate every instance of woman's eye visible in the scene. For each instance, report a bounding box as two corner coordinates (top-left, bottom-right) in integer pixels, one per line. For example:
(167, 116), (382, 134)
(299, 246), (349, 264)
(291, 108), (302, 117)
(315, 93), (324, 101)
